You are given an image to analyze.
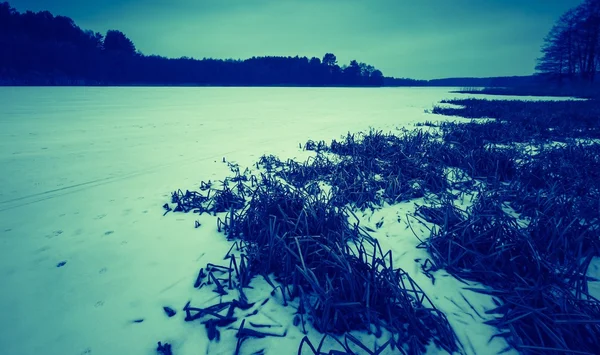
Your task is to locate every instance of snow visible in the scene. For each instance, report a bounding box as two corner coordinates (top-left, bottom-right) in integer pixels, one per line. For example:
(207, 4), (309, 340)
(0, 87), (580, 355)
(355, 200), (517, 355)
(588, 257), (600, 300)
(573, 137), (600, 145)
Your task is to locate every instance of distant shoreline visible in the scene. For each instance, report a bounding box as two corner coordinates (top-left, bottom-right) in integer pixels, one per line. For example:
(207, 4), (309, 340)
(2, 84), (592, 100)
(0, 84), (445, 88)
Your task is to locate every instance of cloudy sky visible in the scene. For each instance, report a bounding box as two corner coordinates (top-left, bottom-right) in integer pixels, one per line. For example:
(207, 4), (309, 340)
(10, 0), (580, 79)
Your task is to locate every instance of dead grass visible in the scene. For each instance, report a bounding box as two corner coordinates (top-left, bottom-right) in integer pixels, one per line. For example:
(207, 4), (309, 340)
(163, 97), (600, 354)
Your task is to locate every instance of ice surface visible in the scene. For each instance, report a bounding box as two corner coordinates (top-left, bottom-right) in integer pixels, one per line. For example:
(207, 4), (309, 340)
(0, 87), (578, 355)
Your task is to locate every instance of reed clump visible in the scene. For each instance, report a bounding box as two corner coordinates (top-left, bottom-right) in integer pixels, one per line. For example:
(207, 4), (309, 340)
(164, 97), (600, 354)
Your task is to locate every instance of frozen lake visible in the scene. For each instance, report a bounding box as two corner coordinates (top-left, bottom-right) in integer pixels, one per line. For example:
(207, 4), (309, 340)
(0, 87), (473, 206)
(0, 87), (571, 355)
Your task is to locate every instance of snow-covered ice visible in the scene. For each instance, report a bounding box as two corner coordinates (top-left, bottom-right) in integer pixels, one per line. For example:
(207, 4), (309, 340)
(0, 87), (581, 355)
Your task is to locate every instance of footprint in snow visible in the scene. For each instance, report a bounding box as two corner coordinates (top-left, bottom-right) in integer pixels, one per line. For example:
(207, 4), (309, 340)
(36, 246), (50, 253)
(46, 230), (63, 239)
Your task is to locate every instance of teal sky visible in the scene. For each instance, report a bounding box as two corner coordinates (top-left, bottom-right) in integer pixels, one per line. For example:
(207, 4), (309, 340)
(9, 0), (581, 79)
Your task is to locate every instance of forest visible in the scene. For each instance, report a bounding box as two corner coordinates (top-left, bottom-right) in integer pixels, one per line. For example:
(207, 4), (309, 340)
(536, 0), (600, 84)
(3, 0), (600, 88)
(0, 2), (384, 86)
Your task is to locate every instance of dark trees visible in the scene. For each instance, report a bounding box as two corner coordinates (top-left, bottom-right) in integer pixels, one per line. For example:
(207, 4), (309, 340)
(0, 2), (385, 86)
(536, 0), (600, 83)
(103, 30), (136, 55)
(322, 53), (337, 67)
(0, 2), (107, 83)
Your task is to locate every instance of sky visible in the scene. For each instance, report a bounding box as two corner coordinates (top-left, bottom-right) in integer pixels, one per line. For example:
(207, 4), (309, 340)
(9, 0), (581, 79)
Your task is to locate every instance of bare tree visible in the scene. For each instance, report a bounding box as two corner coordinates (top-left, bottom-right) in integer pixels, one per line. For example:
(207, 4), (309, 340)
(536, 0), (600, 83)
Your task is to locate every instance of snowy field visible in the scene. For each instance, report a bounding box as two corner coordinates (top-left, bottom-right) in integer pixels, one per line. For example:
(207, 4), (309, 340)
(0, 87), (584, 355)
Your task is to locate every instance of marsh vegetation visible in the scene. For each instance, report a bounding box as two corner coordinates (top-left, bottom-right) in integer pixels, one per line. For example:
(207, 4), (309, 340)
(164, 97), (600, 354)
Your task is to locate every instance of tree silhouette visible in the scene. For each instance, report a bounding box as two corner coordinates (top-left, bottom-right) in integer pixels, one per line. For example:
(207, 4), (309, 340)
(537, 0), (600, 83)
(103, 30), (136, 55)
(342, 60), (361, 85)
(370, 70), (384, 86)
(322, 53), (337, 67)
(0, 2), (388, 86)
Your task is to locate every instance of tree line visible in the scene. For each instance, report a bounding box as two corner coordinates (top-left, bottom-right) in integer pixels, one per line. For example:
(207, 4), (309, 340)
(6, 0), (583, 88)
(537, 0), (600, 84)
(0, 2), (384, 86)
